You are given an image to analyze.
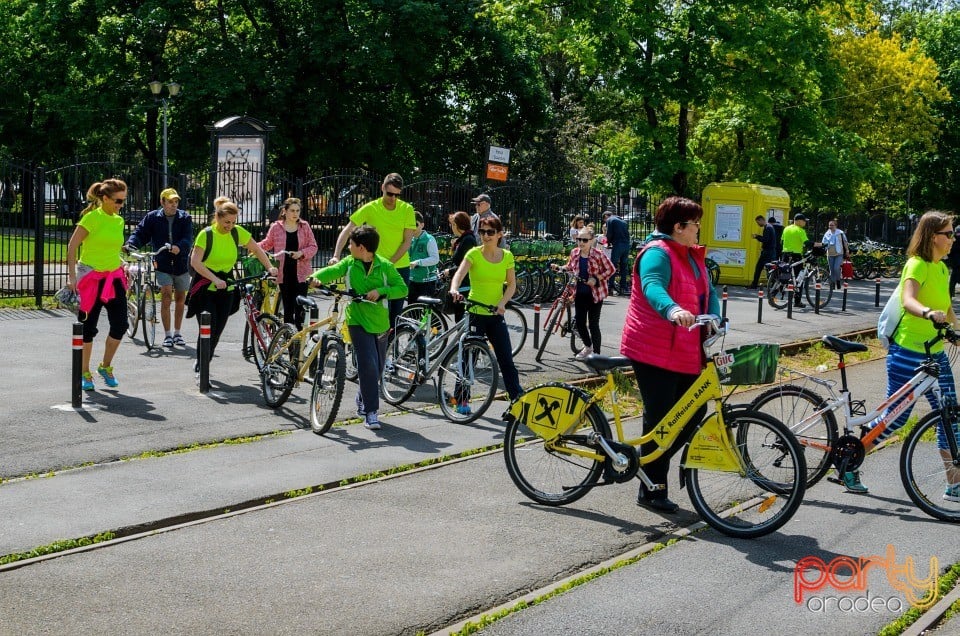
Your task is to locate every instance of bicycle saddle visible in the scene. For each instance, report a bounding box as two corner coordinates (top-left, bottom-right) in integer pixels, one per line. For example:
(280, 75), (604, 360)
(580, 354), (633, 372)
(296, 295), (318, 309)
(821, 335), (868, 354)
(414, 296), (444, 307)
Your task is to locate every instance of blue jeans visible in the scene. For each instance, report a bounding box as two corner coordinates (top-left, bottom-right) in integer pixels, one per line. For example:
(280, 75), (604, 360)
(610, 244), (630, 293)
(350, 326), (387, 416)
(389, 267), (410, 331)
(469, 313), (523, 400)
(883, 343), (956, 449)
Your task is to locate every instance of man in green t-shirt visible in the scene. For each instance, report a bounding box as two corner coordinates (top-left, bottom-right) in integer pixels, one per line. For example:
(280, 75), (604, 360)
(329, 173), (416, 328)
(781, 214), (820, 308)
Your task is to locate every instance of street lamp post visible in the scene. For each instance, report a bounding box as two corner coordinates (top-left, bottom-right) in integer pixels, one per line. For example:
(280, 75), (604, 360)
(148, 80), (181, 186)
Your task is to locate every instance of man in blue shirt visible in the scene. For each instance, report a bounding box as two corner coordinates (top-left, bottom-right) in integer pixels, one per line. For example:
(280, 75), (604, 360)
(125, 188), (194, 347)
(603, 208), (631, 295)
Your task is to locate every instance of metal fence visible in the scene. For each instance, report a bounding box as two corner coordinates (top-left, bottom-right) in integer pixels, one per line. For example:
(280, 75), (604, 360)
(0, 155), (914, 305)
(0, 158), (640, 305)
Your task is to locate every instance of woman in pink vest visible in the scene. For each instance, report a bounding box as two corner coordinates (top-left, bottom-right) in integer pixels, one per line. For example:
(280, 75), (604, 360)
(621, 196), (720, 513)
(258, 197), (318, 329)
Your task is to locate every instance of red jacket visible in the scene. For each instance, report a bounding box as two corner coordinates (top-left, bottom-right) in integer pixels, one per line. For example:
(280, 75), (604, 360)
(620, 239), (710, 375)
(258, 220), (318, 284)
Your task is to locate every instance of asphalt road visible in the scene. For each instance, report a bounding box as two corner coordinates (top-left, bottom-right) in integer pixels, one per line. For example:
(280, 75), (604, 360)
(3, 279), (932, 636)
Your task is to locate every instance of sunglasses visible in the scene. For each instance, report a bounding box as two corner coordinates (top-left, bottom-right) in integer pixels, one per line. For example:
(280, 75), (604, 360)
(682, 220), (701, 227)
(577, 237), (592, 243)
(112, 198), (126, 205)
(477, 228), (498, 237)
(383, 191), (401, 198)
(936, 231), (956, 238)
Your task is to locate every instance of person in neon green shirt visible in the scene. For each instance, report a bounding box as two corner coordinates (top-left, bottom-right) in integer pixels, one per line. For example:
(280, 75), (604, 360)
(310, 226), (407, 430)
(328, 173), (416, 330)
(66, 179), (130, 391)
(781, 214), (817, 308)
(449, 214), (523, 403)
(188, 200), (277, 374)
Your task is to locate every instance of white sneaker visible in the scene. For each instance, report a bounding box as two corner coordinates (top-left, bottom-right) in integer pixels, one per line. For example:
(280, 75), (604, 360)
(575, 346), (593, 360)
(364, 413), (381, 430)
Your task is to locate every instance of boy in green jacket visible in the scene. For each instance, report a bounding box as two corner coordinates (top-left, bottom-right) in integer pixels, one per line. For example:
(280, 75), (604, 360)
(310, 226), (407, 430)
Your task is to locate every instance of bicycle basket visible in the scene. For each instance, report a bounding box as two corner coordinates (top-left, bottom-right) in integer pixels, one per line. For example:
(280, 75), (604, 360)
(715, 343), (779, 385)
(240, 255), (266, 277)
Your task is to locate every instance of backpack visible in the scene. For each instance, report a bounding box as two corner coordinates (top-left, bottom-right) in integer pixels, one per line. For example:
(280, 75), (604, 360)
(189, 226), (240, 275)
(877, 283), (903, 349)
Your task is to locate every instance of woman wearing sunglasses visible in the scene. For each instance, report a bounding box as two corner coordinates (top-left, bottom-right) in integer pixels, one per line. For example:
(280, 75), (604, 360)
(558, 228), (615, 359)
(66, 179), (130, 391)
(448, 214), (523, 404)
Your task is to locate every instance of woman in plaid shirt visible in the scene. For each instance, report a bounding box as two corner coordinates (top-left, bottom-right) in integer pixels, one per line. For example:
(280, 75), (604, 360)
(561, 227), (616, 359)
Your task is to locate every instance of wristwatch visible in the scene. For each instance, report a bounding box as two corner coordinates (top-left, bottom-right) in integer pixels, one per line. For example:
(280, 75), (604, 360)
(922, 307), (932, 319)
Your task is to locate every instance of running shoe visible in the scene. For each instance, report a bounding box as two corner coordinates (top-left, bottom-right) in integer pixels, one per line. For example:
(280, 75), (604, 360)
(97, 364), (119, 388)
(840, 470), (868, 494)
(81, 371), (94, 391)
(944, 484), (960, 502)
(162, 335), (175, 348)
(172, 333), (187, 347)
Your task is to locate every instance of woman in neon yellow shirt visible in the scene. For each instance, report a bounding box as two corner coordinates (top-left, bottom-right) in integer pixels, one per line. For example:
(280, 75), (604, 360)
(448, 214), (523, 404)
(66, 179), (129, 391)
(188, 201), (277, 373)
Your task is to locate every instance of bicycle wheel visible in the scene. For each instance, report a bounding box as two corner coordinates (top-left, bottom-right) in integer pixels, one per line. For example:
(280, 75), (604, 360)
(748, 384), (838, 487)
(765, 275), (788, 309)
(706, 257), (721, 286)
(900, 410), (960, 522)
(252, 313), (282, 371)
(126, 281), (140, 338)
(344, 342), (358, 382)
(437, 339), (499, 423)
(503, 391), (609, 505)
(310, 338), (346, 436)
(685, 408), (806, 539)
(503, 304), (528, 357)
(565, 305), (584, 355)
(260, 325), (298, 408)
(804, 266), (833, 309)
(535, 303), (562, 362)
(381, 325), (420, 406)
(140, 283), (158, 350)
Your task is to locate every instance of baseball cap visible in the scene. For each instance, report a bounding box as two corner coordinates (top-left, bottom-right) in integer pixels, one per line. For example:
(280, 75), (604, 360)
(160, 187), (180, 201)
(793, 213), (806, 221)
(471, 194), (492, 204)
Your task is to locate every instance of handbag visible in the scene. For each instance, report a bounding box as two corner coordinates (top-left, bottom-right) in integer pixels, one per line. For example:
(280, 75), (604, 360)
(841, 260), (854, 280)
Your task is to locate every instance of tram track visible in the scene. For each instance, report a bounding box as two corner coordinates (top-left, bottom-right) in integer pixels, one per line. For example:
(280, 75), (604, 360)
(0, 327), (881, 574)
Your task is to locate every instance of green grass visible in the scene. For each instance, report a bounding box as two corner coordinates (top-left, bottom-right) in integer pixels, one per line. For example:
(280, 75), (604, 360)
(0, 233), (67, 264)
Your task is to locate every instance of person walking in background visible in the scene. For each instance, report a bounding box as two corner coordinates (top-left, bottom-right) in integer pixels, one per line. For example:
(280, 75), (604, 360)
(66, 179), (130, 391)
(748, 215), (777, 289)
(821, 218), (850, 290)
(852, 211), (959, 495)
(948, 226), (960, 296)
(329, 173), (416, 329)
(603, 208), (631, 296)
(310, 226), (407, 431)
(558, 227), (616, 359)
(407, 211), (440, 302)
(621, 196), (720, 513)
(768, 216), (784, 259)
(443, 210), (478, 324)
(470, 193), (507, 248)
(449, 214), (524, 407)
(124, 187), (194, 347)
(569, 215), (586, 240)
(188, 201), (277, 374)
(781, 213), (811, 308)
(258, 197), (318, 330)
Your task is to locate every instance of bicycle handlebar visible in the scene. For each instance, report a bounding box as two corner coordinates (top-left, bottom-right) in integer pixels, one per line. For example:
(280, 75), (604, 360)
(309, 283), (379, 304)
(125, 243), (171, 260)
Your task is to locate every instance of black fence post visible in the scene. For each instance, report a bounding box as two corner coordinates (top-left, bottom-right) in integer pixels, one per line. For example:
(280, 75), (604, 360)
(814, 282), (821, 315)
(842, 281), (848, 312)
(533, 296), (541, 350)
(721, 285), (728, 320)
(72, 322), (83, 407)
(875, 278), (882, 307)
(757, 290), (764, 324)
(787, 285), (794, 319)
(199, 311), (211, 393)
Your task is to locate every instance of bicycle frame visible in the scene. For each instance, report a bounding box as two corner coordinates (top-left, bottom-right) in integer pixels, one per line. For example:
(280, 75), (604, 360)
(274, 295), (347, 382)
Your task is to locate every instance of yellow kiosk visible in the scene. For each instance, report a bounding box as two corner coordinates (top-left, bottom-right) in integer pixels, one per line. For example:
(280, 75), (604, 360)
(701, 182), (790, 285)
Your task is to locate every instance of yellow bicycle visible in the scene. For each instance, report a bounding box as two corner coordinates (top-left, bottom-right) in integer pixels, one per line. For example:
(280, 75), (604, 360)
(503, 315), (807, 538)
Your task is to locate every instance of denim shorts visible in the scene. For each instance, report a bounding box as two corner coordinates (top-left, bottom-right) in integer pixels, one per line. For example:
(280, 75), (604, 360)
(156, 271), (192, 293)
